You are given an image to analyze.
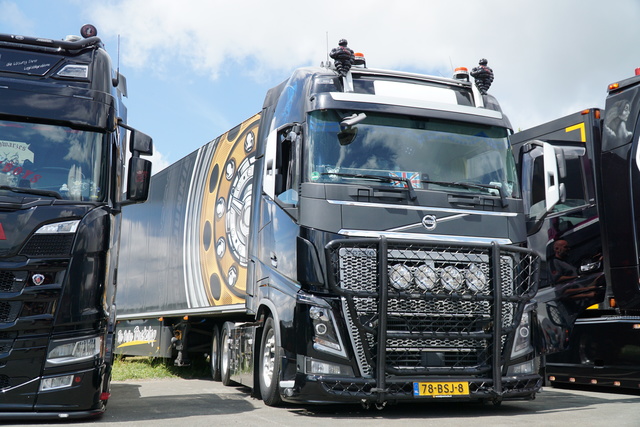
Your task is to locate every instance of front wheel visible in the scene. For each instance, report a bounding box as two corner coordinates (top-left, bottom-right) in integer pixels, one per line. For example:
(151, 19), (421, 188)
(259, 316), (282, 406)
(220, 322), (233, 386)
(210, 324), (221, 381)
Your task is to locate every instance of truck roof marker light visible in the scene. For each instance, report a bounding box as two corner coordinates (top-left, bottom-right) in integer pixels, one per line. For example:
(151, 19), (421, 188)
(608, 82), (620, 92)
(636, 68), (640, 76)
(453, 67), (469, 81)
(353, 52), (366, 67)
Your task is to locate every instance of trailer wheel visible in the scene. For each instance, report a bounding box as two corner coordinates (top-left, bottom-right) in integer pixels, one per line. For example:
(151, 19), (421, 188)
(210, 324), (221, 381)
(220, 322), (233, 386)
(259, 316), (282, 406)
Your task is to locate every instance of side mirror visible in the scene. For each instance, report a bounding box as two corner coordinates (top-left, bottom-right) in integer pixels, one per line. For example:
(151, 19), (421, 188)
(124, 156), (152, 204)
(130, 129), (153, 156)
(542, 142), (561, 213)
(118, 119), (153, 206)
(338, 127), (358, 145)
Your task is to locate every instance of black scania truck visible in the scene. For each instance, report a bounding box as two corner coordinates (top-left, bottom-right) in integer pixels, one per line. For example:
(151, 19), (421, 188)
(116, 47), (566, 407)
(0, 26), (152, 419)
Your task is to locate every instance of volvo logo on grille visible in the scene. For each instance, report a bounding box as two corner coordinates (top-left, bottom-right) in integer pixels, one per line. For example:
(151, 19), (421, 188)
(421, 215), (437, 231)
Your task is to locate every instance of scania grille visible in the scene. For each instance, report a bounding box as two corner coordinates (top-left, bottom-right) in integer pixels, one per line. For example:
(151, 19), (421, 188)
(326, 238), (539, 378)
(20, 234), (74, 257)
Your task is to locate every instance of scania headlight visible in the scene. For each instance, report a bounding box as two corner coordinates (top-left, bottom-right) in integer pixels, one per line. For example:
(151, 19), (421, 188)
(465, 263), (488, 293)
(389, 264), (412, 290)
(441, 266), (464, 292)
(35, 219), (80, 234)
(46, 336), (102, 367)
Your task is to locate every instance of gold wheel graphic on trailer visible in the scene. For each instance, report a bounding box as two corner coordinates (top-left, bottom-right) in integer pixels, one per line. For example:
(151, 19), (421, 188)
(200, 116), (259, 306)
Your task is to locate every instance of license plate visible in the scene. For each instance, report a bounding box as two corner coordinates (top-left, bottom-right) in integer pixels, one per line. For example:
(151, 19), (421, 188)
(413, 381), (470, 397)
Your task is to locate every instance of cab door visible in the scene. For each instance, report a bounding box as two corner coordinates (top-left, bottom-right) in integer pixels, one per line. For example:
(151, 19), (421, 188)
(517, 134), (605, 353)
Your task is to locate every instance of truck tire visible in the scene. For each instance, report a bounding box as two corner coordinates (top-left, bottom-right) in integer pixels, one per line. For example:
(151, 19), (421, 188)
(210, 324), (221, 381)
(220, 322), (233, 386)
(259, 316), (283, 406)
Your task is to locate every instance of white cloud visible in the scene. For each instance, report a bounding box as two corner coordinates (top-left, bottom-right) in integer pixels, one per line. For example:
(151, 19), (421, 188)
(85, 0), (640, 133)
(0, 1), (35, 35)
(149, 149), (170, 175)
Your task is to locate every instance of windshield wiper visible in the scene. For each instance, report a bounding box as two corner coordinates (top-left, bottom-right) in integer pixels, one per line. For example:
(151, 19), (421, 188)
(0, 185), (62, 199)
(321, 172), (417, 201)
(420, 179), (507, 207)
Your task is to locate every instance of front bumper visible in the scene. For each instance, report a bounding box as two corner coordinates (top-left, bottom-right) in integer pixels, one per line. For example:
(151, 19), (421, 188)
(281, 373), (542, 404)
(0, 365), (108, 420)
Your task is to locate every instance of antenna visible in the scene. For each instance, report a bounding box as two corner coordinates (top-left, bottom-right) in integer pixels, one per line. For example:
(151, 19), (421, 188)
(326, 31), (329, 67)
(112, 34), (121, 87)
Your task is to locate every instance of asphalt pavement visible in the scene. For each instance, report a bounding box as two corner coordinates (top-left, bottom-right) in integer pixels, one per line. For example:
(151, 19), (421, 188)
(8, 378), (640, 426)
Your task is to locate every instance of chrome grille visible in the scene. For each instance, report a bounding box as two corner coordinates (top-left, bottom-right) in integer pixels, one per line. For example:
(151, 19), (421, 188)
(327, 238), (538, 378)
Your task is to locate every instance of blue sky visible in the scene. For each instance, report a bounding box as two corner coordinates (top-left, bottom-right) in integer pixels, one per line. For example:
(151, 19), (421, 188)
(3, 0), (640, 173)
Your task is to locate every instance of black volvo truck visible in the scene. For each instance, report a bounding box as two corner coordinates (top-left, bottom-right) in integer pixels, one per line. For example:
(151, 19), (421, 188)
(116, 46), (567, 407)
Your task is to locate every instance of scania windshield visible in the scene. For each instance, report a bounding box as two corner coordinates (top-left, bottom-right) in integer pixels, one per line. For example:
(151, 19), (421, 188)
(0, 119), (106, 201)
(305, 110), (520, 198)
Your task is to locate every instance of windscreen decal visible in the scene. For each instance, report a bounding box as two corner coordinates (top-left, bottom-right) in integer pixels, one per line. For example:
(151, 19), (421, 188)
(388, 171), (423, 189)
(0, 140), (34, 164)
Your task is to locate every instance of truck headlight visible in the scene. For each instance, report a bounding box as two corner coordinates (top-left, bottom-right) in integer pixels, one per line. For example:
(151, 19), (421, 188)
(309, 306), (347, 358)
(506, 359), (537, 375)
(511, 310), (533, 359)
(40, 374), (75, 391)
(465, 263), (487, 292)
(441, 266), (464, 292)
(304, 357), (354, 376)
(46, 336), (103, 367)
(35, 219), (80, 234)
(414, 264), (438, 291)
(389, 264), (412, 290)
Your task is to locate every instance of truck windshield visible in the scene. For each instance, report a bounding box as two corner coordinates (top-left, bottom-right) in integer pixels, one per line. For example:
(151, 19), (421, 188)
(0, 119), (106, 201)
(306, 110), (520, 198)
